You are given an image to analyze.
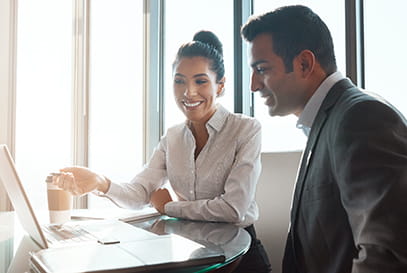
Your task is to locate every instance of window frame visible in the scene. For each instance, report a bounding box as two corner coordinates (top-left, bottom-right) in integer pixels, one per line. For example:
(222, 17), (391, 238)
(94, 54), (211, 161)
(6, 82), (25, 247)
(0, 0), (17, 211)
(144, 0), (164, 162)
(0, 0), (386, 210)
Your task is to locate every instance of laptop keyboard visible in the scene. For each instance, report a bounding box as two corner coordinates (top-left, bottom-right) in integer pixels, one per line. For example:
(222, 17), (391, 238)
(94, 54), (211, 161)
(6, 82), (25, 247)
(43, 224), (97, 244)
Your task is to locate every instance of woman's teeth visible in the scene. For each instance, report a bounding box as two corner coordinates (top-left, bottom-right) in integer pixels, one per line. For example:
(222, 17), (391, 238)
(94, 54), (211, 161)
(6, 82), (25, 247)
(184, 101), (202, 107)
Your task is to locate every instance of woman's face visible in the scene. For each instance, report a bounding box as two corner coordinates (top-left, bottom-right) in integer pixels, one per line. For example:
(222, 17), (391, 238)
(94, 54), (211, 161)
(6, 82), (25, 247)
(173, 57), (225, 124)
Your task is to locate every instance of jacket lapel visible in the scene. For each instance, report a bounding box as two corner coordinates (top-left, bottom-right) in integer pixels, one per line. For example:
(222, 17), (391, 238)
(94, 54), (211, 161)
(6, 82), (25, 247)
(290, 78), (355, 224)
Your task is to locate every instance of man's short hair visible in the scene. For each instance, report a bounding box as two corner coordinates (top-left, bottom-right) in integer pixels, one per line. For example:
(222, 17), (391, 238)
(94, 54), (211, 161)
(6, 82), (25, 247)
(241, 5), (337, 74)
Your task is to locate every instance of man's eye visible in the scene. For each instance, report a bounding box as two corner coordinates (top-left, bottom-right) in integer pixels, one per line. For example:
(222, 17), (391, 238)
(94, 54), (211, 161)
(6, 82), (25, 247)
(255, 67), (266, 74)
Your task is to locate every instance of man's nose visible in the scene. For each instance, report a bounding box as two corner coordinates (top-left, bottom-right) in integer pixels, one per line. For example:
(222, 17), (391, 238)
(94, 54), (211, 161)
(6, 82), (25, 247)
(250, 72), (262, 92)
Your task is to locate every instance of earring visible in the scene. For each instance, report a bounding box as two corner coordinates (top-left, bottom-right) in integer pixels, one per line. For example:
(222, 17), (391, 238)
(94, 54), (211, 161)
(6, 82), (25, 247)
(217, 88), (225, 97)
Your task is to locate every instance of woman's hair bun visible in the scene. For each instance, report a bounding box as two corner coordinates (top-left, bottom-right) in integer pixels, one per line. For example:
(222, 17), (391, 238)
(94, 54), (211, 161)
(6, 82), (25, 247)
(193, 30), (223, 56)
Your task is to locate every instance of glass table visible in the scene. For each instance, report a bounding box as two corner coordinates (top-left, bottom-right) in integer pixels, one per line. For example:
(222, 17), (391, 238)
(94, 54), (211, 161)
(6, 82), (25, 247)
(0, 212), (251, 273)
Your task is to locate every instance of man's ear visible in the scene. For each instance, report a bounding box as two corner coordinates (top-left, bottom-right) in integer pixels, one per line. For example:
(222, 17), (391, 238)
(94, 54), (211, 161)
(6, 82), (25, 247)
(296, 50), (315, 78)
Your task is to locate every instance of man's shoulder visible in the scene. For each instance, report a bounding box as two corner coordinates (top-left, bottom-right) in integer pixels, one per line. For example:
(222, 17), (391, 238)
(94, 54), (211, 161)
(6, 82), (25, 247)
(337, 87), (397, 114)
(329, 81), (389, 113)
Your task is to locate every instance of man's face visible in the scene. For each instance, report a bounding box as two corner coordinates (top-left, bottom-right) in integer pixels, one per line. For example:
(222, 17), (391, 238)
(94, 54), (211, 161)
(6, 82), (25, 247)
(248, 33), (308, 117)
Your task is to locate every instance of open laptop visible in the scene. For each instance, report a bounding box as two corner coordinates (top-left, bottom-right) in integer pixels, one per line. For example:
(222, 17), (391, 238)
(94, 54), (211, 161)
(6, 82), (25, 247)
(0, 144), (157, 249)
(0, 144), (225, 272)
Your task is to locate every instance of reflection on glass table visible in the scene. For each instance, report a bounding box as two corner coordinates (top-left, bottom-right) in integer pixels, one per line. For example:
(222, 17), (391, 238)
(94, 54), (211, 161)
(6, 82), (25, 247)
(131, 216), (251, 272)
(0, 213), (250, 273)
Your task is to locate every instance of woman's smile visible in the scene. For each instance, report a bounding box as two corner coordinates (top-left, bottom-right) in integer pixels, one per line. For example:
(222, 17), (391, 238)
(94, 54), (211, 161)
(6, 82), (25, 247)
(182, 100), (204, 108)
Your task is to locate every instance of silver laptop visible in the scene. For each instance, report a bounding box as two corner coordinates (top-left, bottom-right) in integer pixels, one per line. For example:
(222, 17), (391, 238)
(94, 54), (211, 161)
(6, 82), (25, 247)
(0, 144), (225, 272)
(0, 144), (157, 249)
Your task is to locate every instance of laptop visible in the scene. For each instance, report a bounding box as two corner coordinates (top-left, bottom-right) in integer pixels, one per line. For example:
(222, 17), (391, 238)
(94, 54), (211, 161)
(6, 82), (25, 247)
(0, 144), (225, 272)
(0, 144), (157, 249)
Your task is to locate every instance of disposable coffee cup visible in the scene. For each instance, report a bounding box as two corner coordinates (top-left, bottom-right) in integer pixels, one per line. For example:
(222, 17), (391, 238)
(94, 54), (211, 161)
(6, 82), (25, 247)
(46, 175), (73, 224)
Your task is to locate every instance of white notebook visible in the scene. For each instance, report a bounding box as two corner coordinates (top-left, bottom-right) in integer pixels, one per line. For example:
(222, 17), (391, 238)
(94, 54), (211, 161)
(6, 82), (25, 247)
(71, 206), (160, 222)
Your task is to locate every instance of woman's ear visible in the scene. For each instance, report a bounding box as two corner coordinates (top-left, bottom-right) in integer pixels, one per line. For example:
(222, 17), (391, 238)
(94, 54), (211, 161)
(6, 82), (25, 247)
(217, 77), (226, 97)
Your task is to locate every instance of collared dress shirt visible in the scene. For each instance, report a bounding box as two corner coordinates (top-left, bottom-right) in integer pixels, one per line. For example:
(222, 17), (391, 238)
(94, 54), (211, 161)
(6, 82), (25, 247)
(105, 105), (262, 227)
(297, 71), (344, 136)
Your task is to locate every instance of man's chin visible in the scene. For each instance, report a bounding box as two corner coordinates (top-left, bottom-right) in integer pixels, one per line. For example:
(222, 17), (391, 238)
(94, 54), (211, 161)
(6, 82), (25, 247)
(268, 106), (289, 117)
(268, 106), (279, 117)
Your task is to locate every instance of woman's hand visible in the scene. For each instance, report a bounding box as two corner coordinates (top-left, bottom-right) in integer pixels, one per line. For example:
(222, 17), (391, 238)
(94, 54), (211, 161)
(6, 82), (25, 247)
(52, 166), (110, 196)
(150, 188), (173, 214)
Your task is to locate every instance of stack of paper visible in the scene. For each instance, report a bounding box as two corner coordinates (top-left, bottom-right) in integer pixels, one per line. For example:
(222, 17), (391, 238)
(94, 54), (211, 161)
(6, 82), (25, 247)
(71, 206), (160, 222)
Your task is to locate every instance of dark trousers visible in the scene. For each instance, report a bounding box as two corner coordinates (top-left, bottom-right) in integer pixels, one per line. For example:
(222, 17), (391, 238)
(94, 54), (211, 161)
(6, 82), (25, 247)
(232, 225), (272, 273)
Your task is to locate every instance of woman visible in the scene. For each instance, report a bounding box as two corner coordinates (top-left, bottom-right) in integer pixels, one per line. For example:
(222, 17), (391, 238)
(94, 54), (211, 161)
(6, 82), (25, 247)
(54, 31), (271, 272)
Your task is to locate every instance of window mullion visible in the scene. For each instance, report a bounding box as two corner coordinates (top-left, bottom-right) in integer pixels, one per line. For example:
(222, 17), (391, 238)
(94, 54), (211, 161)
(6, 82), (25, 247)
(143, 0), (163, 163)
(72, 0), (90, 208)
(234, 0), (253, 116)
(0, 0), (17, 211)
(345, 0), (365, 88)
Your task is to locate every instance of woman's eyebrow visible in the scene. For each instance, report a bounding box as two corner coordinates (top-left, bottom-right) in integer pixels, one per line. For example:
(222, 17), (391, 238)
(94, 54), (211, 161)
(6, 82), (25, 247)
(174, 73), (209, 78)
(193, 73), (209, 78)
(174, 73), (186, 78)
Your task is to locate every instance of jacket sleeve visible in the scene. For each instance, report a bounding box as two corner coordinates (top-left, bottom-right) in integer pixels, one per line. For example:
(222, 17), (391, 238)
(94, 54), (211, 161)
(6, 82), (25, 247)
(333, 100), (407, 272)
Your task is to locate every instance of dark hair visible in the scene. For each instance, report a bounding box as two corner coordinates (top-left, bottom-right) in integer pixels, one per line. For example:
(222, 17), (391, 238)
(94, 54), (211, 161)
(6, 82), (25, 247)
(173, 30), (225, 83)
(241, 5), (337, 74)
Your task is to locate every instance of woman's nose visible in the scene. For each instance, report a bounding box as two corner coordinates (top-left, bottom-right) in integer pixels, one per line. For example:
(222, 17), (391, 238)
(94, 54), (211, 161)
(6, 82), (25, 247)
(184, 86), (198, 97)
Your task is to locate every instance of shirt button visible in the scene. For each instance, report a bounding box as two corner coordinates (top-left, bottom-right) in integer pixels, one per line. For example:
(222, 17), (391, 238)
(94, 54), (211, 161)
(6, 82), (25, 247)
(190, 190), (193, 194)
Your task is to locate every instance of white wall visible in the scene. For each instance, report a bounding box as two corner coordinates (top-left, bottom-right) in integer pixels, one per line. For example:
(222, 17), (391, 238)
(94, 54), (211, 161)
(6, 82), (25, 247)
(255, 151), (302, 273)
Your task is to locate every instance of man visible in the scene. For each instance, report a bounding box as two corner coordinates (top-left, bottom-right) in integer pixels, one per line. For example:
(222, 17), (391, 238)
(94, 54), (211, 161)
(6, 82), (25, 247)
(241, 5), (407, 273)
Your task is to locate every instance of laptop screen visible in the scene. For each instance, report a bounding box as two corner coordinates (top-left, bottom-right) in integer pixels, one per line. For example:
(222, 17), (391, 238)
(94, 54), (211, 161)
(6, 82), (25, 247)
(0, 144), (48, 248)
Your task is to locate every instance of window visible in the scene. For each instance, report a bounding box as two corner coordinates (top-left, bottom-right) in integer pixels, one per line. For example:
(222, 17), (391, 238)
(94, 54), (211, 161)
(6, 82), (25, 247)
(163, 0), (235, 130)
(87, 0), (144, 208)
(7, 1), (404, 211)
(364, 1), (407, 117)
(14, 0), (144, 210)
(253, 0), (346, 152)
(15, 0), (73, 210)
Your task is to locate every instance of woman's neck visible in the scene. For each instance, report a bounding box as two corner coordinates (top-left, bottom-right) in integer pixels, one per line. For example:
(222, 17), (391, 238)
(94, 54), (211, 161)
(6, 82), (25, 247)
(189, 121), (209, 160)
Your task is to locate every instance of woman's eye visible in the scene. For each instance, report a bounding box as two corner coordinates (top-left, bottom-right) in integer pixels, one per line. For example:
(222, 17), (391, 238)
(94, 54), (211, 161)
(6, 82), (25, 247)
(196, 79), (207, 85)
(174, 78), (184, 84)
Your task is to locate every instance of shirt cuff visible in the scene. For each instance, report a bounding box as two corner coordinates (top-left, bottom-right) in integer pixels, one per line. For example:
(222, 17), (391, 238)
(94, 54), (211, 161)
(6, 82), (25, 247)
(164, 201), (181, 218)
(103, 182), (121, 199)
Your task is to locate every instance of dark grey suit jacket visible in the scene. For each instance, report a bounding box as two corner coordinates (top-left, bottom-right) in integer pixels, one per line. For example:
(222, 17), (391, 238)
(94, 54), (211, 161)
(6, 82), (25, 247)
(282, 79), (407, 273)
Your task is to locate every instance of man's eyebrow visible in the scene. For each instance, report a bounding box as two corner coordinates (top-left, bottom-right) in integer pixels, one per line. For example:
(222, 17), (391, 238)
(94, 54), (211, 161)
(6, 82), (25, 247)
(250, 60), (268, 68)
(174, 73), (186, 77)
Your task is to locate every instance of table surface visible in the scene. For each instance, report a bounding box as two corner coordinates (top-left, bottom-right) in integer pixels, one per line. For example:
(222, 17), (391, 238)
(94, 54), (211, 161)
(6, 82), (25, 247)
(0, 211), (251, 273)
